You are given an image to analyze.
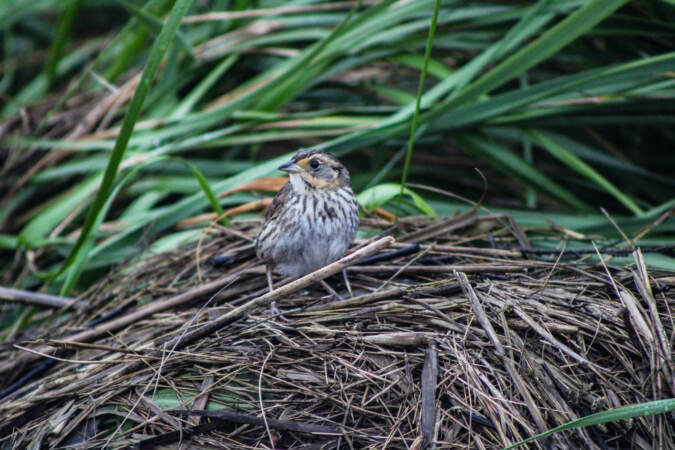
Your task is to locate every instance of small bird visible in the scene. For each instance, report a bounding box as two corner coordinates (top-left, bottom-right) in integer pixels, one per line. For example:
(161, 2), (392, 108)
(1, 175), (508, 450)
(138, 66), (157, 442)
(255, 149), (360, 294)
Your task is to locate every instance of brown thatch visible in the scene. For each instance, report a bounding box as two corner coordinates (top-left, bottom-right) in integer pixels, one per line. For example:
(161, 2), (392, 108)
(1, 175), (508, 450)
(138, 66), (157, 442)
(0, 213), (673, 449)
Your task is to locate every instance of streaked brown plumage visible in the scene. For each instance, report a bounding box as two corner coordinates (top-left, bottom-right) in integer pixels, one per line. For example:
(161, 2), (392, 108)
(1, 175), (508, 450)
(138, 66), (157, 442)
(255, 149), (359, 289)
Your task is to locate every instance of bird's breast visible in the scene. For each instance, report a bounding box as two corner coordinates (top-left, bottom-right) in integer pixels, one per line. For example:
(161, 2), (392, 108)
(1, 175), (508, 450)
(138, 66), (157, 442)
(269, 189), (359, 277)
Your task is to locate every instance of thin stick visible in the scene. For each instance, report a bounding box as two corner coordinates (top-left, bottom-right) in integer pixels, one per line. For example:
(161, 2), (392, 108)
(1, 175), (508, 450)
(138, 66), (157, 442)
(0, 286), (87, 310)
(161, 236), (395, 350)
(0, 268), (258, 375)
(168, 409), (341, 434)
(259, 346), (275, 447)
(301, 279), (459, 313)
(455, 271), (504, 357)
(2, 237), (393, 375)
(350, 263), (531, 273)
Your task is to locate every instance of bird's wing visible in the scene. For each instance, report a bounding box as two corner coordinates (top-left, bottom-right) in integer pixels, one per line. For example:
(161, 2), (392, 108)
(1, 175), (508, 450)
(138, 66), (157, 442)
(264, 181), (292, 221)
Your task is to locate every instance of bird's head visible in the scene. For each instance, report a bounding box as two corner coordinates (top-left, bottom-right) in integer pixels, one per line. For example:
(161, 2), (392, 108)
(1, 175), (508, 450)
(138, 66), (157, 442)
(278, 149), (350, 191)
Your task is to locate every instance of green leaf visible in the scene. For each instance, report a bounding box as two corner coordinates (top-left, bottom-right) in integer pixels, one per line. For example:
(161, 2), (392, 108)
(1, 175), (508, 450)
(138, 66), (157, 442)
(140, 229), (202, 259)
(504, 399), (675, 449)
(85, 154), (292, 264)
(119, 0), (195, 61)
(0, 234), (18, 249)
(358, 183), (435, 215)
(19, 176), (100, 247)
(171, 54), (239, 117)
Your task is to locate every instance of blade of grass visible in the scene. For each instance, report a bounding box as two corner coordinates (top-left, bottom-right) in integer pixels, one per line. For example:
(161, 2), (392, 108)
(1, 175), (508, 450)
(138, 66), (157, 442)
(429, 52), (675, 131)
(57, 0), (195, 293)
(0, 234), (18, 250)
(45, 0), (84, 90)
(399, 0), (440, 200)
(103, 0), (175, 83)
(308, 0), (560, 155)
(19, 176), (101, 248)
(454, 132), (593, 212)
(170, 157), (228, 225)
(58, 152), (232, 292)
(84, 153), (291, 265)
(525, 129), (644, 215)
(171, 54), (238, 117)
(431, 0), (631, 118)
(503, 399), (675, 449)
(119, 0), (195, 61)
(253, 0), (368, 111)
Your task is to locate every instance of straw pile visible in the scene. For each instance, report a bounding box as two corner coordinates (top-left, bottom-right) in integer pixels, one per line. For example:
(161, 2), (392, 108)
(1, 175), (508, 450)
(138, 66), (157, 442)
(1, 212), (673, 449)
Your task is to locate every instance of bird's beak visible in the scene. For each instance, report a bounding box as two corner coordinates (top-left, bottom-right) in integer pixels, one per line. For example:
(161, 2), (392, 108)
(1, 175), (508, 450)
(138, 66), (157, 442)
(278, 161), (302, 174)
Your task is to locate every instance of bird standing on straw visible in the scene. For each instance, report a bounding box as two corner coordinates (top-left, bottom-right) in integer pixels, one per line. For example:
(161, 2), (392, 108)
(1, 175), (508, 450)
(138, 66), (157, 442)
(255, 149), (360, 294)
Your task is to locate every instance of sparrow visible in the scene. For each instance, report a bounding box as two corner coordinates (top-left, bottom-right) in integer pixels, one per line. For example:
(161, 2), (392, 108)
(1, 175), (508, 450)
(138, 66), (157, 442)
(255, 149), (360, 294)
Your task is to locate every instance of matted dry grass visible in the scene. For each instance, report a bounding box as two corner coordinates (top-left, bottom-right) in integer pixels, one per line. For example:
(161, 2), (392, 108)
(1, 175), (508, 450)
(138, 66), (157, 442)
(1, 213), (673, 449)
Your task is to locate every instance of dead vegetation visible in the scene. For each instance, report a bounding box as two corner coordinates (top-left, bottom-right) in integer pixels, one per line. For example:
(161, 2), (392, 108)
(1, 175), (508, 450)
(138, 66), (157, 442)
(0, 213), (673, 449)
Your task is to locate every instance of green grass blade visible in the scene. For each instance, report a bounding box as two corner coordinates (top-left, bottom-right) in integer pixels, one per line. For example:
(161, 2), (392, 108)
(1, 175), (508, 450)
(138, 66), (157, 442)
(504, 399), (675, 449)
(44, 0), (84, 90)
(432, 0), (630, 117)
(172, 54), (239, 117)
(253, 0), (367, 112)
(19, 176), (100, 248)
(57, 0), (195, 292)
(526, 129), (644, 215)
(58, 153), (228, 292)
(358, 183), (435, 215)
(169, 157), (228, 225)
(0, 234), (18, 250)
(400, 0), (440, 198)
(454, 133), (593, 212)
(85, 154), (292, 264)
(119, 0), (195, 61)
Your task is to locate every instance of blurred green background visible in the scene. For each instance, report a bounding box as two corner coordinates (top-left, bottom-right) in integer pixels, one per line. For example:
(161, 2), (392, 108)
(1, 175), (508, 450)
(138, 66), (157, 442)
(1, 0), (675, 301)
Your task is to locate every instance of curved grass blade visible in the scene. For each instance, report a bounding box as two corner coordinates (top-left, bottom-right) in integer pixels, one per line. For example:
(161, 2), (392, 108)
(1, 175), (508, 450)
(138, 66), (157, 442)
(172, 54), (239, 117)
(254, 0), (367, 111)
(19, 176), (101, 250)
(428, 52), (675, 132)
(309, 0), (561, 155)
(400, 0), (440, 199)
(85, 154), (291, 265)
(0, 234), (18, 250)
(169, 157), (228, 225)
(526, 129), (644, 215)
(58, 154), (213, 292)
(503, 399), (675, 449)
(57, 0), (195, 291)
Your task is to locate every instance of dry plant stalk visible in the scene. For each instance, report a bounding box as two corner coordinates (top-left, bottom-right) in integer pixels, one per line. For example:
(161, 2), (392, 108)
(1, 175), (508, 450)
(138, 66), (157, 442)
(0, 216), (672, 449)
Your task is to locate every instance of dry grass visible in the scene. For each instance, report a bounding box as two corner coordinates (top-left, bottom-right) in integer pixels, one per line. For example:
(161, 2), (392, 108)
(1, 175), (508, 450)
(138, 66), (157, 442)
(0, 214), (673, 449)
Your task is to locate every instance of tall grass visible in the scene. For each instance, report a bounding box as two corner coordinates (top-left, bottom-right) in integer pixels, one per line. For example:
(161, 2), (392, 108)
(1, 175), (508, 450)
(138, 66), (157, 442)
(1, 0), (675, 297)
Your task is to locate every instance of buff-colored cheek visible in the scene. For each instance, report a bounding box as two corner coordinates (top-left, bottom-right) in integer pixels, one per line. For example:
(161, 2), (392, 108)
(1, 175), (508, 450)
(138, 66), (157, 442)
(306, 174), (336, 189)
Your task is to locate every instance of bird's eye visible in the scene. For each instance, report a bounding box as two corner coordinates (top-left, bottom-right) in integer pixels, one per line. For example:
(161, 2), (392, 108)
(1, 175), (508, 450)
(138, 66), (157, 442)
(309, 159), (320, 169)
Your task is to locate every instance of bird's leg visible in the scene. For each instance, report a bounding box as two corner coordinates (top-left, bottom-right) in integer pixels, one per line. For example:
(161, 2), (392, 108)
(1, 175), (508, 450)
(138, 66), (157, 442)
(342, 268), (353, 297)
(266, 265), (275, 292)
(319, 279), (343, 300)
